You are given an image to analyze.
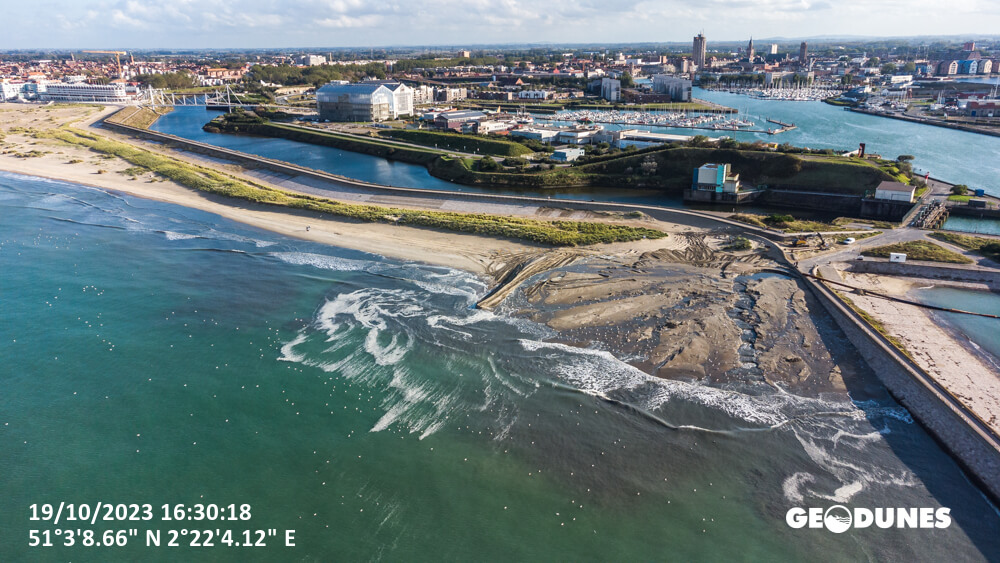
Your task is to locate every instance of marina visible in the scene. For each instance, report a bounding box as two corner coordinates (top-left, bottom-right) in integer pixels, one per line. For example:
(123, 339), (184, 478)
(704, 85), (846, 101)
(535, 108), (793, 134)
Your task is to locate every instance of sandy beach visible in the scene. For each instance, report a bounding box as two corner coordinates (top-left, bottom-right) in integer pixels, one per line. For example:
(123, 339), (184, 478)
(0, 103), (699, 277)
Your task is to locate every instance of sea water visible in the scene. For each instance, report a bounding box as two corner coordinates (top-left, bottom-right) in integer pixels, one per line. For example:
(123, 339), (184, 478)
(2, 172), (998, 561)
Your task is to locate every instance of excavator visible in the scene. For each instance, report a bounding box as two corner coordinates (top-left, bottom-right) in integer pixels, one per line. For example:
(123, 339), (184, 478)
(790, 232), (829, 249)
(81, 50), (133, 79)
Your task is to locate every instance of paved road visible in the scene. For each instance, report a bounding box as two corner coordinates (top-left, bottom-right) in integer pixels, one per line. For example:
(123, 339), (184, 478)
(283, 121), (489, 159)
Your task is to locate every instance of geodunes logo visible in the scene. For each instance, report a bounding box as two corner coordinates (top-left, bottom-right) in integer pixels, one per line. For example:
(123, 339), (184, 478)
(786, 505), (951, 533)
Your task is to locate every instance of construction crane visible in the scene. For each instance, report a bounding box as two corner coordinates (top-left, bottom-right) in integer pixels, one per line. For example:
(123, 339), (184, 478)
(82, 50), (129, 79)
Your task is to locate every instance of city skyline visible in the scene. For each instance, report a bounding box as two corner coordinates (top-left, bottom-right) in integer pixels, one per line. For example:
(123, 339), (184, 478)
(6, 0), (1000, 49)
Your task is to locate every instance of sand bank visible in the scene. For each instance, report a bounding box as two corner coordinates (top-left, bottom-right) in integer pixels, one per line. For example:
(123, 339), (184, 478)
(510, 235), (867, 394)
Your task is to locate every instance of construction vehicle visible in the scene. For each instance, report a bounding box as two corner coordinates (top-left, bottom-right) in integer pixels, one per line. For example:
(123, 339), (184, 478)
(81, 50), (131, 79)
(814, 232), (829, 249)
(792, 237), (809, 247)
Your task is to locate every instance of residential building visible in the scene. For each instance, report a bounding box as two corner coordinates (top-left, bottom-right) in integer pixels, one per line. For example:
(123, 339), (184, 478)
(937, 60), (959, 75)
(297, 55), (327, 66)
(0, 80), (24, 101)
(874, 181), (915, 203)
(958, 59), (979, 75)
(435, 87), (467, 102)
(651, 75), (692, 102)
(799, 42), (808, 63)
(518, 90), (552, 100)
(412, 84), (434, 105)
(769, 44), (779, 55)
(316, 81), (394, 121)
(600, 77), (621, 102)
(552, 148), (584, 162)
(473, 90), (515, 101)
(693, 33), (707, 69)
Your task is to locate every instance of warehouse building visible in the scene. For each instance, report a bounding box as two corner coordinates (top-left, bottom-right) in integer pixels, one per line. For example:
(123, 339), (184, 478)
(39, 82), (130, 103)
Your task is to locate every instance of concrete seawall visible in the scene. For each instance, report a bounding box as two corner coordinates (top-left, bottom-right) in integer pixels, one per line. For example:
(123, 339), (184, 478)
(847, 108), (1000, 138)
(801, 272), (1000, 503)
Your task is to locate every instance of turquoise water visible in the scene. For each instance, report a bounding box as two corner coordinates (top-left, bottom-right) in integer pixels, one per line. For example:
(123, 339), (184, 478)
(693, 89), (1000, 195)
(942, 215), (1000, 236)
(150, 108), (680, 207)
(545, 88), (1000, 196)
(912, 286), (1000, 367)
(3, 172), (1000, 561)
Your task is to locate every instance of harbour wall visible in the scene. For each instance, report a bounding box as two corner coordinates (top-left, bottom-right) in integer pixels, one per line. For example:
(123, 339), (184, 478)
(759, 189), (861, 214)
(847, 108), (1000, 138)
(948, 205), (1000, 220)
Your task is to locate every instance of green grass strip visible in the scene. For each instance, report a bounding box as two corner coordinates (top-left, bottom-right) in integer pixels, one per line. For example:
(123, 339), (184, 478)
(861, 240), (973, 264)
(46, 127), (666, 246)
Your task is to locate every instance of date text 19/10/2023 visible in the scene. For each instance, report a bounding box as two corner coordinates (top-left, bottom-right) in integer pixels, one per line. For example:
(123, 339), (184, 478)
(30, 502), (253, 524)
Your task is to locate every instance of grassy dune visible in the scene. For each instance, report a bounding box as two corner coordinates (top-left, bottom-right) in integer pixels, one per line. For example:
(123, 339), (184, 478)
(930, 232), (1000, 261)
(105, 107), (174, 129)
(861, 240), (973, 264)
(43, 127), (666, 246)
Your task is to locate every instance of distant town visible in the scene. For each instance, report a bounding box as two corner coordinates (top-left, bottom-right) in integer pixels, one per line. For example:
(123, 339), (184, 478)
(2, 37), (996, 122)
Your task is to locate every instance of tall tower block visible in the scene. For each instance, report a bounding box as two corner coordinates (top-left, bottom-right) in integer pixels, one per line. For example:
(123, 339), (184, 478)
(693, 33), (707, 69)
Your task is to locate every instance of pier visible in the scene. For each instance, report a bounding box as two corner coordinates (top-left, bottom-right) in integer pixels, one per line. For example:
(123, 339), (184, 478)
(765, 118), (797, 133)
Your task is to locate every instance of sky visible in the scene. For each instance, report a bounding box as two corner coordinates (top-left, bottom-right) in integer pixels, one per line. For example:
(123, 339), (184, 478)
(6, 0), (1000, 49)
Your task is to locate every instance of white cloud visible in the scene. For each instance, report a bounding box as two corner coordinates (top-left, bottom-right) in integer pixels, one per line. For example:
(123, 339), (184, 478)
(316, 14), (382, 28)
(5, 0), (1000, 48)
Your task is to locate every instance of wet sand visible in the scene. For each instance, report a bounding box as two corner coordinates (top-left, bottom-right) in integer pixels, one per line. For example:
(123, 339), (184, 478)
(510, 233), (867, 395)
